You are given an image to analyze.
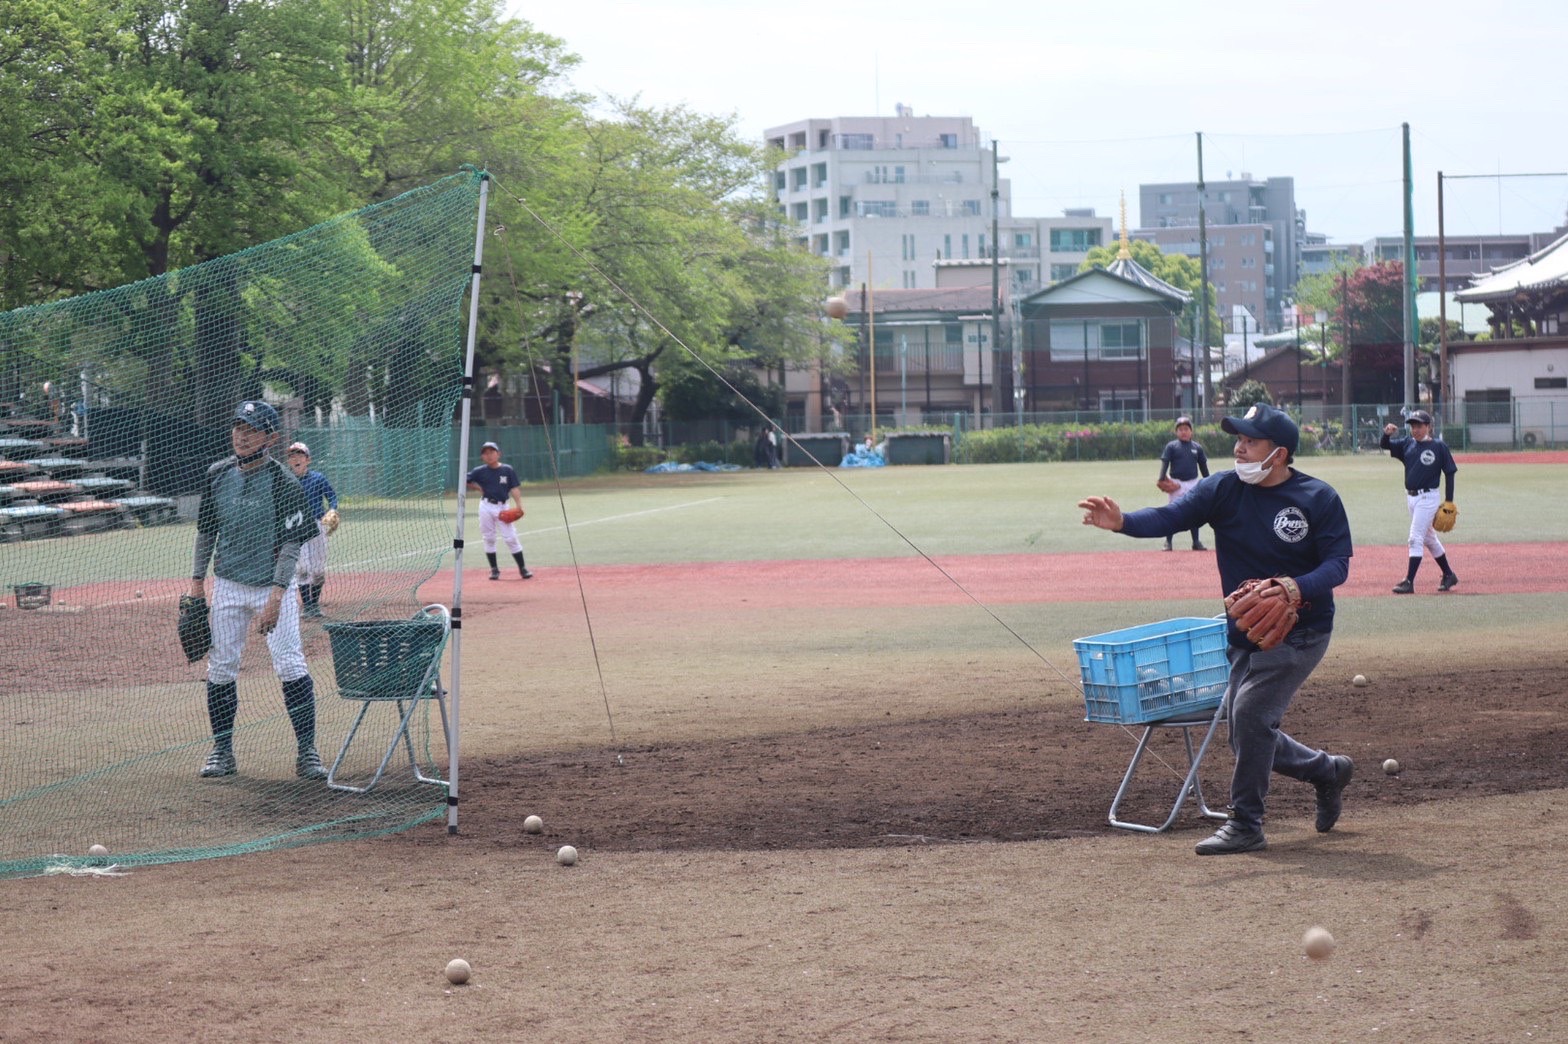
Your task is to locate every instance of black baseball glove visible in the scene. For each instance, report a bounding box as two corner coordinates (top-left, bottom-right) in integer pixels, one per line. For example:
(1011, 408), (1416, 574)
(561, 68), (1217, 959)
(178, 594), (212, 663)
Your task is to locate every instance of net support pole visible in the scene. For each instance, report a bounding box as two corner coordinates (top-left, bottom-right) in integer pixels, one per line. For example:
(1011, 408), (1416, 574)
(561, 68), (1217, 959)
(447, 171), (490, 834)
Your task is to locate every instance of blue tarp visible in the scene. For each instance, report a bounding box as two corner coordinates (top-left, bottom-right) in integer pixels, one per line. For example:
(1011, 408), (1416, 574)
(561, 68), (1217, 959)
(644, 461), (744, 473)
(839, 446), (885, 468)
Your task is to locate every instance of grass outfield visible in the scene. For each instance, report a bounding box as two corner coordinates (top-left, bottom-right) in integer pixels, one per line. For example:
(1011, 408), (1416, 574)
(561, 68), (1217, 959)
(5, 455), (1563, 587)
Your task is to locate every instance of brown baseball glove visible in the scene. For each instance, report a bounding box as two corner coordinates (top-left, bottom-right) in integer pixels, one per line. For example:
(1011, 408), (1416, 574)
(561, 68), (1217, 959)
(1156, 477), (1180, 494)
(1224, 576), (1307, 651)
(498, 506), (524, 524)
(322, 508), (340, 535)
(1432, 500), (1457, 533)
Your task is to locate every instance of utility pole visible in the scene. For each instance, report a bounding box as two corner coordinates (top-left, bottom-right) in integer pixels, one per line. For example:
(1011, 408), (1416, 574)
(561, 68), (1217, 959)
(1401, 123), (1417, 407)
(990, 138), (1001, 423)
(1196, 133), (1214, 416)
(1437, 171), (1447, 423)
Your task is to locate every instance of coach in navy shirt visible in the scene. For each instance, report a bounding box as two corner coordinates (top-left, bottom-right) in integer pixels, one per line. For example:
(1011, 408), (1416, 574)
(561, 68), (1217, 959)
(1079, 403), (1355, 855)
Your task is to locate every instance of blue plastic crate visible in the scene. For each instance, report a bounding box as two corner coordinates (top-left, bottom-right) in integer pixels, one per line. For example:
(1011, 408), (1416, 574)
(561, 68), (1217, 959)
(1074, 617), (1230, 724)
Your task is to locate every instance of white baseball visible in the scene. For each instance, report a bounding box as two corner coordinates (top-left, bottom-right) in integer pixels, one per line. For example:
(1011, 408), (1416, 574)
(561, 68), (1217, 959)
(1302, 926), (1335, 960)
(523, 814), (543, 834)
(88, 844), (109, 857)
(556, 844), (578, 866)
(134, 591), (143, 599)
(1383, 758), (1401, 775)
(1352, 674), (1368, 687)
(445, 958), (471, 985)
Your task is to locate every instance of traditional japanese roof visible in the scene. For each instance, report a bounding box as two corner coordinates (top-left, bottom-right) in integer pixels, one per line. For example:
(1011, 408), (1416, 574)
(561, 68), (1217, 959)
(1455, 231), (1568, 303)
(1102, 256), (1193, 304)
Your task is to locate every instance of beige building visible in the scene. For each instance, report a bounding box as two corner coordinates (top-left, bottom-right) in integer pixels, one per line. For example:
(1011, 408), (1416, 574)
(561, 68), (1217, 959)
(765, 110), (1109, 294)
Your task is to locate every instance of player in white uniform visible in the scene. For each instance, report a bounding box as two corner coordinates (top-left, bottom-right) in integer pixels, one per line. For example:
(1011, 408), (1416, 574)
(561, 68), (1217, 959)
(190, 401), (326, 779)
(1380, 409), (1459, 593)
(465, 440), (532, 580)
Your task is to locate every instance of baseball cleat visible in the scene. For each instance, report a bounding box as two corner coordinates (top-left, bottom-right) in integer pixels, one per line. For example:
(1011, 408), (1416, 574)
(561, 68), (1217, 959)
(200, 749), (237, 778)
(1439, 572), (1459, 591)
(1194, 821), (1266, 855)
(1191, 542), (1208, 551)
(520, 568), (534, 579)
(296, 747), (327, 780)
(488, 568), (500, 581)
(1391, 580), (1414, 594)
(1315, 755), (1354, 832)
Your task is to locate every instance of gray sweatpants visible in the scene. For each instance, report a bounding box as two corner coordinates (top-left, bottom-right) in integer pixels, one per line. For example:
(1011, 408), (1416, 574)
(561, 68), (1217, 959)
(1223, 628), (1339, 833)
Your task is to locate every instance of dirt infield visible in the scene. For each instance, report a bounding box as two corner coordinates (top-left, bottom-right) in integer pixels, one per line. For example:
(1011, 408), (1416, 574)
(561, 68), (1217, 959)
(5, 540), (1567, 1041)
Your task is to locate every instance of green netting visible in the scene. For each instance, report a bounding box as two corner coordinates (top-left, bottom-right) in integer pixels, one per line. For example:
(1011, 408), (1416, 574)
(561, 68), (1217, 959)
(0, 169), (484, 877)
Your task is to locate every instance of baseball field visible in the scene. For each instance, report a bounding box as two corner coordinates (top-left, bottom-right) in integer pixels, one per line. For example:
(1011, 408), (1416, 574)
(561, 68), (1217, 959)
(3, 452), (1566, 1041)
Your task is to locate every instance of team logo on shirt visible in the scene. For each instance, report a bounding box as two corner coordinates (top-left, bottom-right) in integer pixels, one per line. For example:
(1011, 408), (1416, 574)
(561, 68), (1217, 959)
(1273, 506), (1309, 544)
(1419, 448), (1436, 466)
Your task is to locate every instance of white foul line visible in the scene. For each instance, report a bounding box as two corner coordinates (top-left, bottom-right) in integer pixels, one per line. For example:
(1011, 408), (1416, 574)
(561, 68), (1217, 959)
(328, 496), (726, 570)
(524, 496), (725, 536)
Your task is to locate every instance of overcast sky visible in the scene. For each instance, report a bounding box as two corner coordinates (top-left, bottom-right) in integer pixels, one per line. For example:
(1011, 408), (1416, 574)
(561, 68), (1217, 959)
(514, 0), (1567, 247)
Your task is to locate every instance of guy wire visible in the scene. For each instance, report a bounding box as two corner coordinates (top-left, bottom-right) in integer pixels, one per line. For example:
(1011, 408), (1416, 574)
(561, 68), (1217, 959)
(491, 179), (1194, 780)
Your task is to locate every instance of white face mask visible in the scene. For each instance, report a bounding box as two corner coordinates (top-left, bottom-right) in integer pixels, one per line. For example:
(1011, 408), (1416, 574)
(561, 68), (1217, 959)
(1234, 449), (1278, 485)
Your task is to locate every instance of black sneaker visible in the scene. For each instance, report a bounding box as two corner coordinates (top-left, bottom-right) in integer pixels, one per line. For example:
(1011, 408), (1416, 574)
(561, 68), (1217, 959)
(1439, 572), (1459, 592)
(1191, 542), (1208, 551)
(1391, 580), (1414, 594)
(488, 568), (500, 581)
(520, 569), (534, 579)
(1194, 821), (1266, 855)
(296, 747), (327, 780)
(200, 749), (236, 778)
(1315, 755), (1354, 832)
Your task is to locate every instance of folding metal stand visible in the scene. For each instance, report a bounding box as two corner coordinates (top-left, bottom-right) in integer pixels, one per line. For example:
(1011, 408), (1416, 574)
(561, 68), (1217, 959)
(325, 605), (451, 795)
(1108, 700), (1231, 833)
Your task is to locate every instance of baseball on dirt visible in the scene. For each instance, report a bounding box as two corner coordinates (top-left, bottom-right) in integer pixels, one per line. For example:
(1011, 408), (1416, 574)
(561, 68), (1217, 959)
(824, 296), (849, 319)
(523, 814), (543, 834)
(134, 591), (143, 599)
(1352, 674), (1368, 687)
(556, 844), (578, 866)
(445, 958), (471, 985)
(1383, 758), (1401, 775)
(1302, 926), (1336, 960)
(88, 844), (109, 857)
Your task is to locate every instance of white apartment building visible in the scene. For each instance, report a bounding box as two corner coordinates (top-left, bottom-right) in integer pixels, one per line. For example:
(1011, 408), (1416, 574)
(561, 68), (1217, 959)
(765, 110), (1110, 294)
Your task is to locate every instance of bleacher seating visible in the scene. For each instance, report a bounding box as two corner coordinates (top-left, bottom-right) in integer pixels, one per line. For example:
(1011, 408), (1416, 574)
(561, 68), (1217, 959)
(0, 407), (177, 543)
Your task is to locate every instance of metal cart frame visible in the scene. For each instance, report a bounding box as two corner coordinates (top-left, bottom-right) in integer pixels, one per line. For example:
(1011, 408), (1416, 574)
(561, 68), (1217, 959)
(324, 605), (451, 795)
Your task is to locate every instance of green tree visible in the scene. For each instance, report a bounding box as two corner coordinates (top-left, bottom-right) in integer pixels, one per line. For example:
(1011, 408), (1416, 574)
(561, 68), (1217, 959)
(1229, 379), (1273, 412)
(492, 100), (831, 428)
(1295, 260), (1405, 404)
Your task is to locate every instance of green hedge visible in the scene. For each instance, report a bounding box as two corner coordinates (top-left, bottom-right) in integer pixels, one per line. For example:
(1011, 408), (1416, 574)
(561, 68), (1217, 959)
(958, 421), (1237, 464)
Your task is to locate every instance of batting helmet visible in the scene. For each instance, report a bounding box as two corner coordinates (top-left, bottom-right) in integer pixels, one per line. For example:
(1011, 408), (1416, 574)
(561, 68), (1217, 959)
(234, 400), (280, 433)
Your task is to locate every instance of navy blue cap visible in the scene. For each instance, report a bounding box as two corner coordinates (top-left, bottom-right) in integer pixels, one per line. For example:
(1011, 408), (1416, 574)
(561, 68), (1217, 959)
(1405, 410), (1433, 425)
(1221, 402), (1298, 456)
(233, 400), (280, 433)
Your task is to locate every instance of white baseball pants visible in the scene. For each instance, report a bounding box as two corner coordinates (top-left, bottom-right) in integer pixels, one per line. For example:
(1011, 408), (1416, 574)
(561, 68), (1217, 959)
(207, 576), (308, 685)
(295, 522), (329, 584)
(1405, 489), (1447, 559)
(478, 500), (523, 554)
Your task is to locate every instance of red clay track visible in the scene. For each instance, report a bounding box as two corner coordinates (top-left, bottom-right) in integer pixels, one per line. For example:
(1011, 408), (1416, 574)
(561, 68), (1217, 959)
(436, 540), (1567, 612)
